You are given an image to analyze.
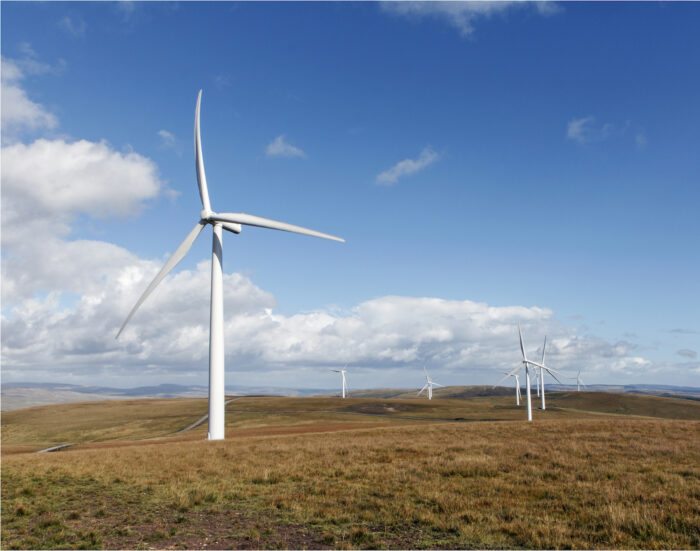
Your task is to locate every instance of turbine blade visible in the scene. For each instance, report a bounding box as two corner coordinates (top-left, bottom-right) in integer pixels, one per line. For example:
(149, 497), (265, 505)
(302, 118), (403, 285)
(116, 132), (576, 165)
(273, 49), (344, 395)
(542, 335), (547, 365)
(210, 212), (344, 243)
(194, 90), (212, 212)
(329, 369), (341, 372)
(116, 220), (206, 338)
(432, 382), (445, 387)
(542, 365), (563, 376)
(418, 383), (428, 396)
(221, 222), (242, 234)
(518, 323), (527, 361)
(544, 368), (563, 385)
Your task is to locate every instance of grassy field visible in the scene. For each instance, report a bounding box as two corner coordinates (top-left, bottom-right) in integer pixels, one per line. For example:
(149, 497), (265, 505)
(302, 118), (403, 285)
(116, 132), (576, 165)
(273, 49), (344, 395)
(2, 392), (699, 549)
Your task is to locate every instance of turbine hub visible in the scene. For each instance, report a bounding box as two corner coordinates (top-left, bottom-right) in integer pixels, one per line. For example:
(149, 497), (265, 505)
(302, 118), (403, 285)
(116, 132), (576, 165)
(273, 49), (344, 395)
(200, 209), (214, 222)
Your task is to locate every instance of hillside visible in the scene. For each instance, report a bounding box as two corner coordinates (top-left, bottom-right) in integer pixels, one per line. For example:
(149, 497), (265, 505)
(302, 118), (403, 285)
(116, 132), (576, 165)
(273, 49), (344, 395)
(2, 413), (698, 549)
(3, 390), (699, 455)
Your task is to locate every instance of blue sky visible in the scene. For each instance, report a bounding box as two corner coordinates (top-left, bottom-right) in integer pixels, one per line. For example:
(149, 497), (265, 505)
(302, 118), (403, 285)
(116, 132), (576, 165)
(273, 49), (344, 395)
(2, 2), (699, 389)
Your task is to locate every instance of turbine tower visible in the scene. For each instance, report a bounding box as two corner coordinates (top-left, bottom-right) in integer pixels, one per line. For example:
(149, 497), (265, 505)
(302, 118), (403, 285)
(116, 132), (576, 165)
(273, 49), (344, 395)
(573, 370), (586, 392)
(116, 90), (344, 440)
(330, 364), (348, 398)
(418, 366), (444, 400)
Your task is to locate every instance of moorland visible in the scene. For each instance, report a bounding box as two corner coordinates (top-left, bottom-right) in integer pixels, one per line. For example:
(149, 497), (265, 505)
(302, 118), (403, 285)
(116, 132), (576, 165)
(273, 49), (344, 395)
(2, 389), (699, 549)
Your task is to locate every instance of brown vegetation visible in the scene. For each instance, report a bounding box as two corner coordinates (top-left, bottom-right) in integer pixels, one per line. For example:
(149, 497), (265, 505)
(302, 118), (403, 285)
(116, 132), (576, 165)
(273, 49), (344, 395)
(2, 394), (699, 549)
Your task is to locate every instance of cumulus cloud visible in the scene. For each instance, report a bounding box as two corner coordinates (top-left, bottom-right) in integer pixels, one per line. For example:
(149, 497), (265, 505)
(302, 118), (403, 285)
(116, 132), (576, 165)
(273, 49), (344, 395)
(1, 138), (166, 302)
(265, 135), (306, 158)
(1, 56), (59, 142)
(376, 146), (438, 186)
(380, 2), (557, 37)
(5, 272), (693, 388)
(1, 53), (168, 306)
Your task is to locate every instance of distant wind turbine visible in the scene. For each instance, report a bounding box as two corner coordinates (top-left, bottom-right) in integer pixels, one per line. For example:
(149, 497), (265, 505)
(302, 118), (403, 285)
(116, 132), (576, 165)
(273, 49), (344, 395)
(418, 366), (444, 400)
(501, 371), (522, 405)
(330, 364), (349, 398)
(572, 369), (586, 392)
(116, 90), (344, 441)
(494, 324), (560, 421)
(536, 335), (564, 411)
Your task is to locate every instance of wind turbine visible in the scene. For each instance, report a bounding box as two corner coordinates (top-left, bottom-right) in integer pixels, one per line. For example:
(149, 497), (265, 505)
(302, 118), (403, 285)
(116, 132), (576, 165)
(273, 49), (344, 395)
(417, 366), (444, 400)
(330, 364), (348, 398)
(116, 90), (344, 440)
(572, 370), (586, 392)
(494, 324), (559, 421)
(536, 335), (563, 411)
(501, 371), (522, 405)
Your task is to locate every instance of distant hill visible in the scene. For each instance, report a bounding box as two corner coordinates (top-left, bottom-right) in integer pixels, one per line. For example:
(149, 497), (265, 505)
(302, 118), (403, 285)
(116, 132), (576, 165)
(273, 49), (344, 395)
(329, 385), (514, 400)
(319, 384), (700, 401)
(0, 383), (335, 411)
(3, 381), (699, 411)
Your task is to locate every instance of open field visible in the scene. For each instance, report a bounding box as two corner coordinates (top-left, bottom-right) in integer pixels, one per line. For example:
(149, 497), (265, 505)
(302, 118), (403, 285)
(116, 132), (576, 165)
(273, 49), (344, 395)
(2, 392), (699, 549)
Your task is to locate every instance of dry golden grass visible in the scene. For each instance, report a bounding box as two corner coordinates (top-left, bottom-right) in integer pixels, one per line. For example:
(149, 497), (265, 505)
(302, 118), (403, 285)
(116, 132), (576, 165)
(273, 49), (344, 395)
(4, 392), (698, 454)
(2, 414), (699, 549)
(0, 398), (213, 453)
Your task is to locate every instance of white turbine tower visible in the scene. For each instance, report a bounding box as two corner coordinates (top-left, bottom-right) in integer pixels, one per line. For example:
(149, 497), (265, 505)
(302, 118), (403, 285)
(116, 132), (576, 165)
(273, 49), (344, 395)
(116, 90), (344, 441)
(573, 370), (586, 392)
(330, 364), (348, 398)
(418, 366), (444, 400)
(501, 371), (522, 405)
(495, 324), (560, 421)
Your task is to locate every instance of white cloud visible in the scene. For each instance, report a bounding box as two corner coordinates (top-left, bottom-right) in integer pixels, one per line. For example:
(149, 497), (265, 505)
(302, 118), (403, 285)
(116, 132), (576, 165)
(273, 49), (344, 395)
(376, 146), (438, 186)
(1, 57), (59, 142)
(157, 129), (182, 156)
(1, 59), (168, 304)
(380, 1), (556, 37)
(5, 271), (695, 387)
(566, 116), (614, 145)
(265, 135), (306, 158)
(158, 129), (175, 147)
(1, 138), (166, 301)
(567, 116), (648, 148)
(59, 16), (86, 36)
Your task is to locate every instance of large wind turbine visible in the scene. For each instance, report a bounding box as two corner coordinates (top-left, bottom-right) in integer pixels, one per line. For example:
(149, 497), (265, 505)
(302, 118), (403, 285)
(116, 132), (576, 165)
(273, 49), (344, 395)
(116, 90), (344, 440)
(418, 366), (444, 400)
(330, 364), (348, 398)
